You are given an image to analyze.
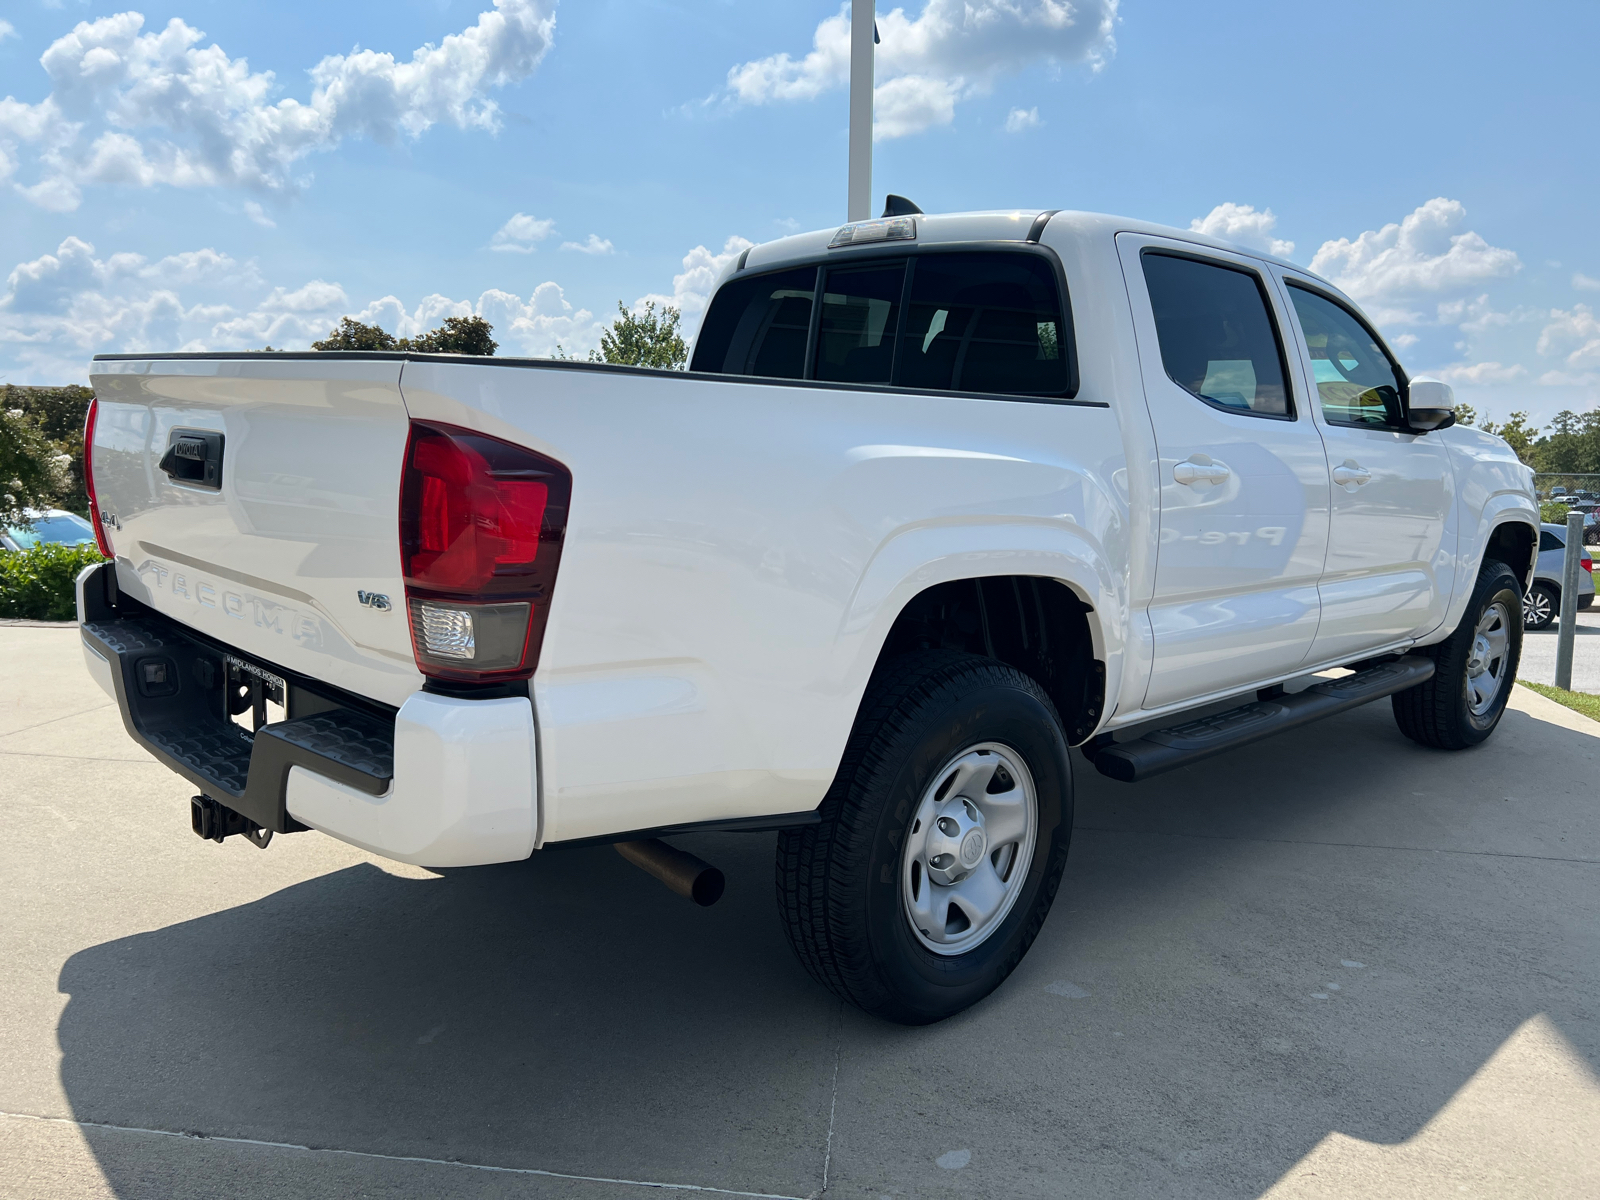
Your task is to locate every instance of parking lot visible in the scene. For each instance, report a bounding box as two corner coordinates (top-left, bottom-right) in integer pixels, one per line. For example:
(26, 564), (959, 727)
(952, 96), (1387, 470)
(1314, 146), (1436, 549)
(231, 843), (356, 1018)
(1521, 609), (1600, 693)
(2, 623), (1597, 1199)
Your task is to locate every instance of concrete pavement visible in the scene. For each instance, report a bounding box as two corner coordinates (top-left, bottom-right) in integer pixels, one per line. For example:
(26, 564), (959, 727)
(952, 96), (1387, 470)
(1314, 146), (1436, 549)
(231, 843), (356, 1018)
(1520, 607), (1600, 692)
(2, 624), (1598, 1199)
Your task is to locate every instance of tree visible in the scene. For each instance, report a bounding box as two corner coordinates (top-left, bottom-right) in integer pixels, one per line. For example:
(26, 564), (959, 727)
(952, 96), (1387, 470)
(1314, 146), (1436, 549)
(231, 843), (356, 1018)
(311, 314), (498, 356)
(0, 405), (70, 523)
(311, 318), (399, 351)
(0, 385), (92, 516)
(1453, 402), (1479, 428)
(409, 315), (497, 356)
(1477, 411), (1539, 466)
(594, 301), (687, 369)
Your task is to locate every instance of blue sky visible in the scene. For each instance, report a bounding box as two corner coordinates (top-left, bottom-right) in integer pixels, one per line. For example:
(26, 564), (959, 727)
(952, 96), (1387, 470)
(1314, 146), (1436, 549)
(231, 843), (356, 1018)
(1, 0), (1597, 426)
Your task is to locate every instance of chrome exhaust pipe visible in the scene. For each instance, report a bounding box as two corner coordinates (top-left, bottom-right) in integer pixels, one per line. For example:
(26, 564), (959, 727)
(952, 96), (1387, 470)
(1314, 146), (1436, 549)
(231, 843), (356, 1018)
(615, 838), (725, 906)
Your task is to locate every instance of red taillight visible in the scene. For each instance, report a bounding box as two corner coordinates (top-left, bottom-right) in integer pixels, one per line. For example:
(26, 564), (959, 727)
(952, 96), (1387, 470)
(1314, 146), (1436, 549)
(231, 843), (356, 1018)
(82, 397), (114, 559)
(399, 421), (570, 684)
(1584, 555), (1594, 575)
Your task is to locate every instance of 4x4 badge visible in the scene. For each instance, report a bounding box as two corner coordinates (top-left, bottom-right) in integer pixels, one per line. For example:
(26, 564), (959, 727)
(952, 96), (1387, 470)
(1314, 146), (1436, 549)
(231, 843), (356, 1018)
(357, 590), (392, 612)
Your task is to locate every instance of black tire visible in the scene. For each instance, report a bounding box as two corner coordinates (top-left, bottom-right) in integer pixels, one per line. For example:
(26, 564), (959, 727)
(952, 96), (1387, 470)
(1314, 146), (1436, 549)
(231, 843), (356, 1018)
(1523, 580), (1558, 631)
(775, 651), (1072, 1025)
(1393, 559), (1523, 750)
(1585, 527), (1599, 546)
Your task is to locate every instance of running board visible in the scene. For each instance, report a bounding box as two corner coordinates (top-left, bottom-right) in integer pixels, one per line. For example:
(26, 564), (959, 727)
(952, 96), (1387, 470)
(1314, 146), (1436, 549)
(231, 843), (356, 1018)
(1094, 656), (1435, 783)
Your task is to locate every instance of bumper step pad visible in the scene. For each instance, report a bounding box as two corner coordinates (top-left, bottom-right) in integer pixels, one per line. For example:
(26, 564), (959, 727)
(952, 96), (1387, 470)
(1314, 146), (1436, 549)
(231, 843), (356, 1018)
(80, 568), (396, 833)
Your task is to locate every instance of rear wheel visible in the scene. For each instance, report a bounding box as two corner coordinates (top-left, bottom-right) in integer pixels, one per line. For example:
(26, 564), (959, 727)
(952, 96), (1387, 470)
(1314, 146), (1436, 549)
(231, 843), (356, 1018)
(1523, 581), (1557, 631)
(776, 652), (1072, 1025)
(1393, 559), (1522, 749)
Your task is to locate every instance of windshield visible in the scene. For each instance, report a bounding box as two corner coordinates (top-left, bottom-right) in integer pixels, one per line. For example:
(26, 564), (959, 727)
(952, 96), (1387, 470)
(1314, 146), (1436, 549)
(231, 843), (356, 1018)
(5, 512), (96, 550)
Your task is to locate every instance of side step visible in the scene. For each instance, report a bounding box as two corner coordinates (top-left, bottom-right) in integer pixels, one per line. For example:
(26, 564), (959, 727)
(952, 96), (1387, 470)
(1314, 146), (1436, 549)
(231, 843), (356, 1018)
(1094, 656), (1435, 783)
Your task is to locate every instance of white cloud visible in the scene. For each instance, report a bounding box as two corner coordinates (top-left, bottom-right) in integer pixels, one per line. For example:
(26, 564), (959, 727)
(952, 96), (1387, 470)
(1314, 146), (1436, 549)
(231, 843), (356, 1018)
(0, 20), (16, 42)
(1431, 361), (1527, 386)
(477, 282), (603, 355)
(1391, 333), (1419, 350)
(0, 228), (760, 381)
(244, 201), (275, 229)
(1575, 273), (1600, 291)
(634, 235), (754, 342)
(1189, 202), (1293, 257)
(1537, 304), (1600, 371)
(1, 1), (556, 211)
(0, 229), (626, 378)
(1004, 106), (1040, 133)
(725, 0), (1117, 140)
(491, 212), (556, 253)
(1308, 199), (1520, 318)
(560, 234), (614, 255)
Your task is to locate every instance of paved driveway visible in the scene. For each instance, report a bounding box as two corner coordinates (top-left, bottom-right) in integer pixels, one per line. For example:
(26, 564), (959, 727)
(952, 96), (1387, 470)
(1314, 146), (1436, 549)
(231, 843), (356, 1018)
(2, 625), (1597, 1199)
(1520, 608), (1600, 692)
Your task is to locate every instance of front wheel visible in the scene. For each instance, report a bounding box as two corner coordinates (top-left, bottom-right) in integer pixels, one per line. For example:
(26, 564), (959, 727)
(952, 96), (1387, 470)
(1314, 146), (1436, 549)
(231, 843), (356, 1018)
(776, 652), (1072, 1025)
(1393, 559), (1523, 749)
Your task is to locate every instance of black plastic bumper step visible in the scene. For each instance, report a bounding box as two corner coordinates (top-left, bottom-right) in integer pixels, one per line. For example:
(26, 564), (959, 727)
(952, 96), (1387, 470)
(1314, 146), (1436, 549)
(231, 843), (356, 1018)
(1094, 656), (1436, 782)
(78, 563), (396, 834)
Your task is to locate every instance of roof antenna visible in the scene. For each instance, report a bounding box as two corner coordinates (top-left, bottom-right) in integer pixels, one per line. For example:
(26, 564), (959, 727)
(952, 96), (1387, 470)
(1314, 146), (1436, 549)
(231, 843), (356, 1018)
(882, 195), (923, 217)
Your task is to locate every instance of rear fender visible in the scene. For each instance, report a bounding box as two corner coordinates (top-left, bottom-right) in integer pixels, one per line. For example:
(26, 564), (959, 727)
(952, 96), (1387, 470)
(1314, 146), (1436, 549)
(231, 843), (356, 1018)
(832, 520), (1123, 727)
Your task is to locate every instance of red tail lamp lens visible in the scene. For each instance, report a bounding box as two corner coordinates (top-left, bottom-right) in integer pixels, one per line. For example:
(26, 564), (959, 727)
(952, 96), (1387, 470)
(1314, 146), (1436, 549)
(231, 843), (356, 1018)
(83, 397), (114, 559)
(400, 422), (571, 683)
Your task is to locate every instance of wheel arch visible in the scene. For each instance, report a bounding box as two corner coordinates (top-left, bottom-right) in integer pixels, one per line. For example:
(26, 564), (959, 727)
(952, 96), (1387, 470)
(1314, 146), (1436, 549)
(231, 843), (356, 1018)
(873, 575), (1107, 744)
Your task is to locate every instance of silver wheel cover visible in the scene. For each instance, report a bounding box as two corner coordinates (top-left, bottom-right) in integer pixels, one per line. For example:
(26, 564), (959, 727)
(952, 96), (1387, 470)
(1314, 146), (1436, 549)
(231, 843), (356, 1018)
(1523, 588), (1552, 628)
(900, 742), (1039, 956)
(1466, 600), (1512, 716)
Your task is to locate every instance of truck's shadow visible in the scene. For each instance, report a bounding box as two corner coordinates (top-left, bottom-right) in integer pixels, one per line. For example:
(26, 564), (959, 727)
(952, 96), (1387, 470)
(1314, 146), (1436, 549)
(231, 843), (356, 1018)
(56, 701), (1600, 1198)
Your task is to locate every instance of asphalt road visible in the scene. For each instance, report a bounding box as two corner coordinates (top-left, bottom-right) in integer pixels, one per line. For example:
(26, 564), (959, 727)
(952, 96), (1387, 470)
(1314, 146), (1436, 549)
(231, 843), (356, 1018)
(3, 624), (1598, 1199)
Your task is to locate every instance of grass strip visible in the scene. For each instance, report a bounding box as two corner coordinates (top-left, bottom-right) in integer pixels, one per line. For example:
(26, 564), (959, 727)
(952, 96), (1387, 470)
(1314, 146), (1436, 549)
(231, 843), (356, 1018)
(1519, 679), (1600, 723)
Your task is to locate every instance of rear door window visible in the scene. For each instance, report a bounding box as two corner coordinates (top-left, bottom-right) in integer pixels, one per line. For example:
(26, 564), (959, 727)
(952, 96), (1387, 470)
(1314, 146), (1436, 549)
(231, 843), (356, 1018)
(1541, 530), (1563, 552)
(689, 266), (816, 379)
(1140, 252), (1292, 417)
(894, 253), (1068, 396)
(814, 263), (905, 385)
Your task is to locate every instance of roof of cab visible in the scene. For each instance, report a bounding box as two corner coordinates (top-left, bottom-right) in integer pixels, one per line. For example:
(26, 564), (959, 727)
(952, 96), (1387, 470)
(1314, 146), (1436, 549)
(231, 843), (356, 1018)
(737, 207), (1325, 292)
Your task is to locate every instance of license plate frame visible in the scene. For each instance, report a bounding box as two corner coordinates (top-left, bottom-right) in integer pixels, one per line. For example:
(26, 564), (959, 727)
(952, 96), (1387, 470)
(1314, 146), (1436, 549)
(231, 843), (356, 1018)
(225, 654), (286, 730)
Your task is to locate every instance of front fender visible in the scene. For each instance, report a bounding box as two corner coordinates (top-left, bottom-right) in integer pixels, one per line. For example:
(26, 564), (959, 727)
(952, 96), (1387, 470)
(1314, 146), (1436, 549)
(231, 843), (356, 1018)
(1431, 494), (1539, 641)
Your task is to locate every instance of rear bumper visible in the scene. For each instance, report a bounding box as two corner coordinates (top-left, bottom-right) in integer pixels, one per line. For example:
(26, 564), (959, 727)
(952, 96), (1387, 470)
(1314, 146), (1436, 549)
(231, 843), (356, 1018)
(77, 562), (537, 867)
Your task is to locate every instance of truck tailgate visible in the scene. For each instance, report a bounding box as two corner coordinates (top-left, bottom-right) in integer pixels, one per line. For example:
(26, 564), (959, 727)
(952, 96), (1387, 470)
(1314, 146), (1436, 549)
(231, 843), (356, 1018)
(89, 357), (421, 707)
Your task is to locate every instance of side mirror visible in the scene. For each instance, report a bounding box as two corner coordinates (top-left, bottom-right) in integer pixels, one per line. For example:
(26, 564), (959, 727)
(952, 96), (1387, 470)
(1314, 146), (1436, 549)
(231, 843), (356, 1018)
(1405, 376), (1457, 432)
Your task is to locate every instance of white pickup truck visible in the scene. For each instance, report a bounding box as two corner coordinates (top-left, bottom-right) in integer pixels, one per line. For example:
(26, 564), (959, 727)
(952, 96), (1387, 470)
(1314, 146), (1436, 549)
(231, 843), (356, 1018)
(77, 206), (1538, 1024)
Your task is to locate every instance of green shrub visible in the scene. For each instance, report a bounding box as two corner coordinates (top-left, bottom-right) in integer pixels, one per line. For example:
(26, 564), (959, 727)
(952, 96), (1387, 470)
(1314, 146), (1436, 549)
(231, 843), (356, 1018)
(1541, 501), (1570, 525)
(0, 542), (107, 621)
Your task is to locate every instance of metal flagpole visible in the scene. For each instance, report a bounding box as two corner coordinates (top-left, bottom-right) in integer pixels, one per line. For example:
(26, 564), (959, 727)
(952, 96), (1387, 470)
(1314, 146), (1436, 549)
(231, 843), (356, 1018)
(848, 4), (874, 221)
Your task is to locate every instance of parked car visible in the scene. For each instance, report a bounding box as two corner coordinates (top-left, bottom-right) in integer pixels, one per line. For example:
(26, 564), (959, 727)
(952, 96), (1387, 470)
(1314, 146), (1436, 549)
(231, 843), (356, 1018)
(0, 508), (98, 552)
(1523, 523), (1596, 629)
(75, 206), (1539, 1024)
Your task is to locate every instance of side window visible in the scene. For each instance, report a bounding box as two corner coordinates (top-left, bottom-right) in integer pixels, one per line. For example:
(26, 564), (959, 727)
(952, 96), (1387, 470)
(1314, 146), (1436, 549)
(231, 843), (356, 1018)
(1285, 284), (1407, 429)
(814, 263), (905, 384)
(689, 266), (816, 379)
(1140, 252), (1292, 417)
(1540, 530), (1563, 552)
(894, 253), (1070, 395)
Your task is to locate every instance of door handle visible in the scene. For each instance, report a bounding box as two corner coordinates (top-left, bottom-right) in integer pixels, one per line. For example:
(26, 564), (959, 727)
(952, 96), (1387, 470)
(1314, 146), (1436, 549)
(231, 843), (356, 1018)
(1173, 456), (1232, 488)
(1332, 461), (1372, 489)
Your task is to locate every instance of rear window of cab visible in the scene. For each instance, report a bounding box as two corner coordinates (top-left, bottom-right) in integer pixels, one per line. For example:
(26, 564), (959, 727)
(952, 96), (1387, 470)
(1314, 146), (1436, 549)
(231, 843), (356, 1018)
(690, 250), (1076, 400)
